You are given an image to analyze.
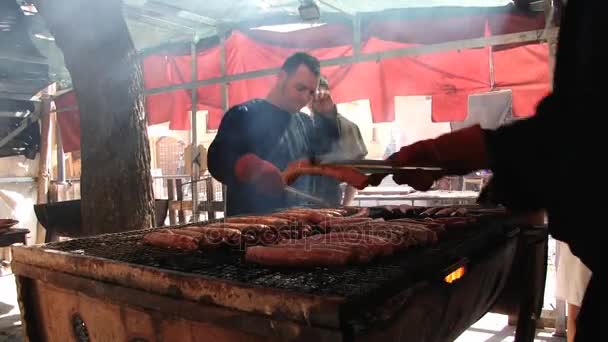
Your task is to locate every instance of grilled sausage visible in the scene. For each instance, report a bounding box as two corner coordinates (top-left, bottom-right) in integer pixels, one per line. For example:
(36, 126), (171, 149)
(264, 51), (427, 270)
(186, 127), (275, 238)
(282, 161), (368, 190)
(245, 245), (353, 267)
(420, 207), (444, 217)
(269, 212), (317, 224)
(224, 216), (291, 227)
(183, 226), (247, 248)
(347, 207), (370, 218)
(277, 239), (375, 263)
(142, 231), (199, 251)
(318, 217), (373, 230)
(205, 223), (272, 235)
(287, 208), (346, 217)
(310, 232), (396, 256)
(381, 223), (437, 244)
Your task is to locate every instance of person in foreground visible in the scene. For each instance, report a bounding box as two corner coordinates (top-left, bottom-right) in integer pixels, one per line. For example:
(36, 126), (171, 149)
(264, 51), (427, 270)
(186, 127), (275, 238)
(369, 2), (602, 340)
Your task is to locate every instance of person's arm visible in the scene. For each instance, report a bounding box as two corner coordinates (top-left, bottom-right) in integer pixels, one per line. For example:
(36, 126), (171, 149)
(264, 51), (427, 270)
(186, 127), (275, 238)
(483, 94), (567, 209)
(207, 107), (248, 186)
(309, 108), (340, 157)
(309, 93), (340, 157)
(208, 106), (285, 195)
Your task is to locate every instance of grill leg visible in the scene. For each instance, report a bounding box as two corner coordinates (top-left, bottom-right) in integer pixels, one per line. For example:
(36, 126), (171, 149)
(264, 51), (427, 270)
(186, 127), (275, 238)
(514, 226), (548, 342)
(514, 253), (538, 342)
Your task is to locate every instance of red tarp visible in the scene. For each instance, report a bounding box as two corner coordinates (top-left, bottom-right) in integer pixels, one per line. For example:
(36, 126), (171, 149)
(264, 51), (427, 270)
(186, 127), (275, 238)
(54, 91), (81, 153)
(493, 43), (550, 117)
(55, 11), (549, 152)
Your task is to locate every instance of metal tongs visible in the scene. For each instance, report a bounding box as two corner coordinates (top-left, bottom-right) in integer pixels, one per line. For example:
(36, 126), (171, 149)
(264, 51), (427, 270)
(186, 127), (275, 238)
(316, 159), (442, 174)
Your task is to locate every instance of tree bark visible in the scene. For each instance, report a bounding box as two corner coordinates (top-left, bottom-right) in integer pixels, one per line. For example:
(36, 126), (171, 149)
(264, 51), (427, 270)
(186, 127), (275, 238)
(34, 0), (155, 234)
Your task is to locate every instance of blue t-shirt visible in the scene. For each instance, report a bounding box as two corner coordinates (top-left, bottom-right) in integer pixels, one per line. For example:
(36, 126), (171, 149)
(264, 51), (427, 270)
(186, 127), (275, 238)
(208, 99), (339, 216)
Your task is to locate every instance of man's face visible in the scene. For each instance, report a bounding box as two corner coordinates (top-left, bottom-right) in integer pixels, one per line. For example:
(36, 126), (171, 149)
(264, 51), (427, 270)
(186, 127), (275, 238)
(279, 64), (319, 113)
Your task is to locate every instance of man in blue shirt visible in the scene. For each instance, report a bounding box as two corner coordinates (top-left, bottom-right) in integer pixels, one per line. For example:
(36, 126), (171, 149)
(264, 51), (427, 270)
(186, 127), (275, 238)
(208, 53), (339, 216)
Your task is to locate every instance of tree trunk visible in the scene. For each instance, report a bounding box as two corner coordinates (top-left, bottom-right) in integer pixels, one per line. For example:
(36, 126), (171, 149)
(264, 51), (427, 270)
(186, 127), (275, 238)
(34, 0), (155, 234)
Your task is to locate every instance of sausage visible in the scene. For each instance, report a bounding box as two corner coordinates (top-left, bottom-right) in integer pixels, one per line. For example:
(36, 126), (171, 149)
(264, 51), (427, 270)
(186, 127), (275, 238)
(142, 231), (199, 251)
(318, 217), (373, 230)
(282, 161), (368, 190)
(167, 229), (205, 239)
(225, 216), (291, 227)
(278, 239), (376, 262)
(433, 207), (458, 217)
(323, 219), (373, 230)
(183, 226), (248, 248)
(288, 208), (346, 217)
(385, 220), (444, 233)
(450, 207), (470, 217)
(427, 217), (476, 228)
(310, 232), (396, 256)
(205, 223), (272, 236)
(362, 229), (417, 249)
(383, 223), (437, 244)
(279, 210), (330, 224)
(419, 207), (444, 217)
(245, 245), (353, 267)
(346, 207), (370, 218)
(269, 212), (322, 224)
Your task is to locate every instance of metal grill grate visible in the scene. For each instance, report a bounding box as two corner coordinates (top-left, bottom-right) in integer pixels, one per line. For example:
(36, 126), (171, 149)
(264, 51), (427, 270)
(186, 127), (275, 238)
(40, 219), (513, 300)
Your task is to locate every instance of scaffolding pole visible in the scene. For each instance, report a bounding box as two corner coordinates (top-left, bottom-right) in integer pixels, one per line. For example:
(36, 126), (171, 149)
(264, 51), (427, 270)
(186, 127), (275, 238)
(219, 29), (228, 216)
(190, 34), (200, 222)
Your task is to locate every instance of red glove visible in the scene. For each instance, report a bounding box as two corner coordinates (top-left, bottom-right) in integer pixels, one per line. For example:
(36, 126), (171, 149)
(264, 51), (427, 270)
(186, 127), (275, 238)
(234, 154), (285, 195)
(379, 125), (489, 191)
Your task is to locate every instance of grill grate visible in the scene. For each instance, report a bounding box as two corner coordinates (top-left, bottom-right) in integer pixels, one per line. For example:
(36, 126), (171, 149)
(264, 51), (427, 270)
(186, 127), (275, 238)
(40, 220), (512, 300)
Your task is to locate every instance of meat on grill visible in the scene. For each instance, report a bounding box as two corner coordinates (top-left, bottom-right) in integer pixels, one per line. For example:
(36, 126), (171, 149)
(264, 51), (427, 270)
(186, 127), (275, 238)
(246, 230), (402, 267)
(142, 231), (199, 251)
(282, 160), (368, 190)
(142, 205), (499, 258)
(348, 207), (370, 218)
(224, 216), (291, 227)
(183, 226), (247, 248)
(420, 207), (444, 217)
(287, 208), (347, 217)
(245, 245), (353, 267)
(318, 217), (373, 231)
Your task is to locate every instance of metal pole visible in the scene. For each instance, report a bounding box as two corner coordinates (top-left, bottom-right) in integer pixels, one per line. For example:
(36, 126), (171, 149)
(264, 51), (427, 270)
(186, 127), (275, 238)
(35, 94), (52, 244)
(219, 31), (229, 112)
(353, 14), (361, 57)
(190, 34), (200, 221)
(489, 45), (495, 90)
(56, 118), (65, 183)
(219, 29), (229, 215)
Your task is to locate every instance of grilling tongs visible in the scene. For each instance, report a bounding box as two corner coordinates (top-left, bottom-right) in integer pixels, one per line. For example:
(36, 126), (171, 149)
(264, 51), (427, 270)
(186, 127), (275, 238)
(316, 159), (443, 174)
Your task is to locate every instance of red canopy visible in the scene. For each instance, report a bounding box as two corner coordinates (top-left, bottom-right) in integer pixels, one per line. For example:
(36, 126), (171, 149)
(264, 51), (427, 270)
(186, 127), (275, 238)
(55, 9), (549, 153)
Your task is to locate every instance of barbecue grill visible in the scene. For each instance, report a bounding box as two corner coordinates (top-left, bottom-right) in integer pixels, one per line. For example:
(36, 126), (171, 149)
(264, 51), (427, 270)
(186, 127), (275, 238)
(12, 207), (547, 342)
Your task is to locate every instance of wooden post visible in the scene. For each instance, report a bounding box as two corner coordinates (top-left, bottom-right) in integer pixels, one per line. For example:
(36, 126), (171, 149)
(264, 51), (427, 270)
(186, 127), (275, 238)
(167, 179), (177, 225)
(56, 121), (65, 183)
(219, 29), (229, 216)
(206, 177), (215, 221)
(176, 178), (185, 224)
(190, 35), (199, 222)
(35, 96), (52, 244)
